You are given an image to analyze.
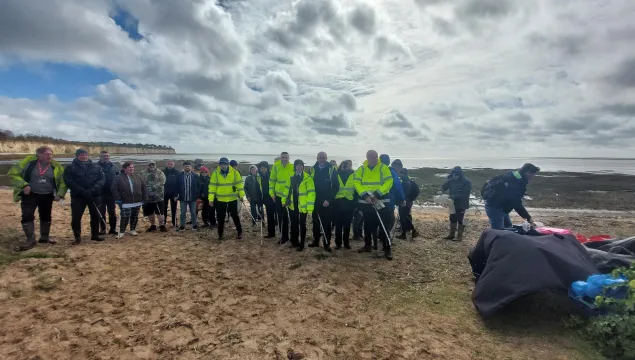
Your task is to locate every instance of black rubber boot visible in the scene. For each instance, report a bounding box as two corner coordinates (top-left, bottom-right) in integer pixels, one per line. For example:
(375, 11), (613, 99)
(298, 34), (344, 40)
(16, 222), (37, 251)
(72, 231), (82, 245)
(38, 221), (52, 244)
(455, 224), (465, 242)
(297, 238), (305, 252)
(307, 240), (319, 248)
(412, 228), (419, 239)
(385, 247), (393, 260)
(444, 223), (457, 240)
(91, 233), (105, 242)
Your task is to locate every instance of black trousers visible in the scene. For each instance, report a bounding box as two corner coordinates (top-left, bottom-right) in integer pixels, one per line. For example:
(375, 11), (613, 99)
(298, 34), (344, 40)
(201, 198), (213, 225)
(263, 196), (276, 236)
(289, 208), (307, 245)
(99, 193), (117, 232)
(334, 198), (355, 247)
(216, 200), (242, 236)
(312, 201), (332, 245)
(352, 207), (364, 239)
(164, 195), (178, 225)
(21, 193), (54, 224)
(362, 204), (391, 250)
(71, 196), (101, 236)
(398, 201), (414, 232)
(276, 197), (289, 241)
(449, 209), (466, 225)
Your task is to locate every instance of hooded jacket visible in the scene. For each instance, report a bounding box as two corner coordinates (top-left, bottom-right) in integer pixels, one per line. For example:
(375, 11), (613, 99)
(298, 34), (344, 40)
(63, 158), (106, 198)
(309, 161), (339, 204)
(441, 166), (472, 210)
(8, 155), (67, 202)
(353, 159), (393, 204)
(486, 170), (531, 220)
(257, 161), (272, 201)
(379, 154), (405, 208)
(163, 167), (180, 196)
(141, 168), (167, 202)
(98, 161), (120, 195)
(244, 165), (262, 202)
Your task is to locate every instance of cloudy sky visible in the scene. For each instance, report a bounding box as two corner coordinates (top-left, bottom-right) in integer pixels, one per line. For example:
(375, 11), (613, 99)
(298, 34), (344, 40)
(0, 0), (634, 158)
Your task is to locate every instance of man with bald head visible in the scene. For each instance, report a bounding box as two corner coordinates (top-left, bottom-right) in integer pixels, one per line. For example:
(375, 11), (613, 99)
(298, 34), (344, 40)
(353, 150), (394, 260)
(307, 151), (339, 251)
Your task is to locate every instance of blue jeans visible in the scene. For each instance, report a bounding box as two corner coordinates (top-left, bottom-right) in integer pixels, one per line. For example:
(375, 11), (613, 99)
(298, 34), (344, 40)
(485, 202), (512, 230)
(180, 200), (197, 227)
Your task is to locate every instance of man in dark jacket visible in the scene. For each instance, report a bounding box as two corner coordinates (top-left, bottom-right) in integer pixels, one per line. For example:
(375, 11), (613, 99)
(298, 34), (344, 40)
(308, 151), (339, 251)
(396, 166), (420, 240)
(63, 148), (106, 244)
(177, 161), (200, 231)
(163, 160), (179, 227)
(483, 163), (539, 230)
(97, 151), (119, 235)
(244, 165), (263, 226)
(440, 166), (472, 241)
(259, 161), (277, 238)
(198, 166), (213, 227)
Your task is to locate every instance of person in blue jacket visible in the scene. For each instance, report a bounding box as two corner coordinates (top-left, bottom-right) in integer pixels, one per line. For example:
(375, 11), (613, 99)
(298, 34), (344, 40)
(379, 154), (405, 235)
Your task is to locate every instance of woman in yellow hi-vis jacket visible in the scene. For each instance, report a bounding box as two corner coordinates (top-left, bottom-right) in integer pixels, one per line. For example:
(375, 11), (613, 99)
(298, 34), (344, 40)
(281, 159), (315, 251)
(209, 157), (245, 240)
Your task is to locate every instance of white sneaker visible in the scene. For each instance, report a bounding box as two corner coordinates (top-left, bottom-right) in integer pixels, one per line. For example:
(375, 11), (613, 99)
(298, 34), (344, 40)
(116, 233), (125, 239)
(130, 230), (138, 236)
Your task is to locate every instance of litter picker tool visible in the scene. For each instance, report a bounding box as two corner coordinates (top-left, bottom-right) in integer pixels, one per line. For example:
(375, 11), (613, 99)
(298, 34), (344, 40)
(93, 202), (108, 229)
(316, 212), (328, 247)
(374, 206), (392, 247)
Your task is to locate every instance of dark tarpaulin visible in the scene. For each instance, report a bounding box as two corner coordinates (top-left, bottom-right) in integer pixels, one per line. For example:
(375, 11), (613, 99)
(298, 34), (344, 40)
(583, 237), (635, 273)
(468, 229), (598, 318)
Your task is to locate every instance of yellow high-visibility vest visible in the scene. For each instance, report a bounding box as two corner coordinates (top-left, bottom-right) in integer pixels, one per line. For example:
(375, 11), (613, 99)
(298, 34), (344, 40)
(281, 172), (316, 213)
(353, 160), (393, 203)
(208, 167), (245, 203)
(335, 172), (355, 200)
(269, 160), (294, 199)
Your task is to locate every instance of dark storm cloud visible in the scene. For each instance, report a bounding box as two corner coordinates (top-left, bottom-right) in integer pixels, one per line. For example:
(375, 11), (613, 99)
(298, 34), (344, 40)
(261, 117), (289, 127)
(432, 17), (458, 37)
(380, 110), (414, 128)
(598, 104), (635, 117)
(306, 114), (358, 136)
(606, 58), (635, 88)
(348, 4), (377, 35)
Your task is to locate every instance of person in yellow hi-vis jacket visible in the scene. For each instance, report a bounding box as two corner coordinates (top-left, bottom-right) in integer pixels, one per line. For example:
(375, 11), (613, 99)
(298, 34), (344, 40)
(354, 150), (394, 260)
(269, 152), (294, 244)
(281, 159), (315, 251)
(334, 160), (356, 250)
(209, 157), (245, 240)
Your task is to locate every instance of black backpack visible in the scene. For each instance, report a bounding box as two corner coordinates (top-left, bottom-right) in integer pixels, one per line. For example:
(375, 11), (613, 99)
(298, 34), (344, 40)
(407, 179), (420, 201)
(480, 174), (506, 201)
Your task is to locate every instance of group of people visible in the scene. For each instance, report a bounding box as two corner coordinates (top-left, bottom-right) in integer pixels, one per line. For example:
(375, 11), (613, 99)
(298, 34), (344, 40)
(8, 146), (540, 261)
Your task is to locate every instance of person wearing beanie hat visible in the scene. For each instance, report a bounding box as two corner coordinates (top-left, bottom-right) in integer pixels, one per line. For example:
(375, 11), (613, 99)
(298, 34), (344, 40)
(269, 152), (294, 244)
(395, 166), (420, 240)
(9, 146), (67, 251)
(229, 160), (238, 169)
(197, 166), (215, 228)
(63, 147), (106, 244)
(439, 166), (471, 241)
(307, 152), (339, 251)
(281, 159), (315, 251)
(482, 163), (539, 231)
(176, 160), (201, 231)
(334, 160), (356, 249)
(378, 154), (405, 241)
(244, 164), (263, 226)
(257, 161), (276, 238)
(209, 156), (245, 240)
(162, 160), (180, 228)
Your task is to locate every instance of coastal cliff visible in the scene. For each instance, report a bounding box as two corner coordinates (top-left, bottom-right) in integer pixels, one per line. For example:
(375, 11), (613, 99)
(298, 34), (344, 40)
(0, 140), (176, 155)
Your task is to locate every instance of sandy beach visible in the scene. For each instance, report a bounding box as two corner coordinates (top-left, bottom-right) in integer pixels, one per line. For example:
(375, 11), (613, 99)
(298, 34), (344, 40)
(1, 188), (633, 359)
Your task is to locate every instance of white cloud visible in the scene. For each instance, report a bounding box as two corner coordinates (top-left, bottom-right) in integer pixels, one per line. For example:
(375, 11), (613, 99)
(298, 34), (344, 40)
(0, 0), (634, 158)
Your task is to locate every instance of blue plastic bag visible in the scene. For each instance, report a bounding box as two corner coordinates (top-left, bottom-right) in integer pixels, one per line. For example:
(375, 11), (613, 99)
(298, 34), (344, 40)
(570, 274), (627, 298)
